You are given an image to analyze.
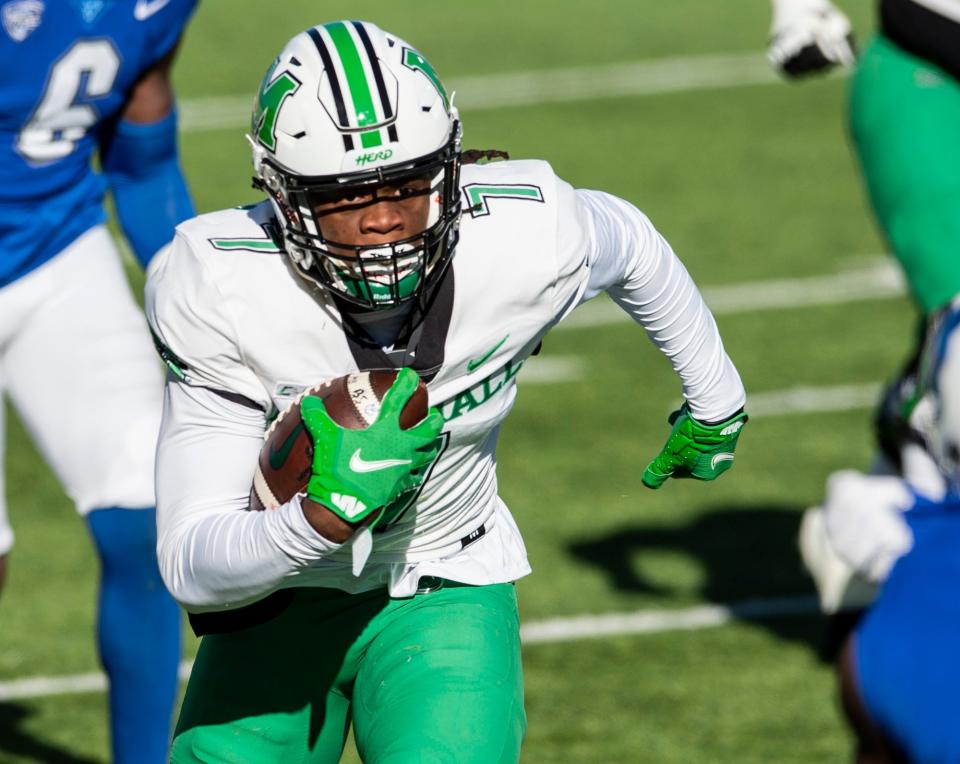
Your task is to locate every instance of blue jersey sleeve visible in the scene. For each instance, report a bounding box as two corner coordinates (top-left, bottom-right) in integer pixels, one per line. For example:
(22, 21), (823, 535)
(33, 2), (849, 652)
(139, 0), (198, 66)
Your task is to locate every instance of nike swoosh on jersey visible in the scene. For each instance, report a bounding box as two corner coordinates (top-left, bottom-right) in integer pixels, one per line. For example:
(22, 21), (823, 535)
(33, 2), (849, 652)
(349, 449), (412, 473)
(710, 452), (735, 470)
(466, 335), (509, 373)
(134, 0), (172, 21)
(268, 422), (305, 470)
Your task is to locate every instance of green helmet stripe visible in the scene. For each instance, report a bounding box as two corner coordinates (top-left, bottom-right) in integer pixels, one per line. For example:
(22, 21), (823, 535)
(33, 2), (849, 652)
(360, 129), (383, 149)
(324, 21), (380, 130)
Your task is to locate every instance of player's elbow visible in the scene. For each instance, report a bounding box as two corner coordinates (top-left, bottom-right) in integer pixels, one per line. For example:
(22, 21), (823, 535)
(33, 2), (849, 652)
(156, 511), (283, 610)
(156, 526), (205, 608)
(156, 520), (229, 609)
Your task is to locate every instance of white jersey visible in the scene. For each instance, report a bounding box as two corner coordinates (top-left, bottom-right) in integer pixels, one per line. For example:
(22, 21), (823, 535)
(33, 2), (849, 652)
(146, 159), (745, 610)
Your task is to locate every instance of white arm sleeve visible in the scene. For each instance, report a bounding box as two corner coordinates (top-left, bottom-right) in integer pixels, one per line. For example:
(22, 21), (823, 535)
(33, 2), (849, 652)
(156, 381), (342, 611)
(571, 187), (745, 421)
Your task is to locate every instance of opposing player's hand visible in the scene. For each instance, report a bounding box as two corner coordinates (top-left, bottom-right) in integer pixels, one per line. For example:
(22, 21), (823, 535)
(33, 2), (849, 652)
(768, 0), (856, 78)
(821, 470), (914, 582)
(642, 405), (748, 489)
(300, 368), (443, 529)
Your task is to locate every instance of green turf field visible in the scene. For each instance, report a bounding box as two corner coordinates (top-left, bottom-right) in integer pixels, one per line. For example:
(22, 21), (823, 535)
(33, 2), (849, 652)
(0, 1), (909, 761)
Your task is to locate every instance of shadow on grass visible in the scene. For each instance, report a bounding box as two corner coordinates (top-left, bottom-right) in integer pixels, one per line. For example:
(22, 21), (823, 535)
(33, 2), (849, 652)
(0, 702), (102, 763)
(568, 503), (827, 649)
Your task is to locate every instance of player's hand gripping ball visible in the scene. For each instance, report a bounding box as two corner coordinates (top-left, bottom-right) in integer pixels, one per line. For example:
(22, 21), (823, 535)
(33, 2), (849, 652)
(250, 369), (442, 540)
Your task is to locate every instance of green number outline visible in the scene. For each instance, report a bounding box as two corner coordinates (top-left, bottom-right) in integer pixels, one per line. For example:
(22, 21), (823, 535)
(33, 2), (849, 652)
(462, 184), (545, 218)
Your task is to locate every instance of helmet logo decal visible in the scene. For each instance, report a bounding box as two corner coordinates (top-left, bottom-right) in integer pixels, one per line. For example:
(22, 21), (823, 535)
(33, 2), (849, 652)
(253, 66), (301, 151)
(402, 47), (448, 110)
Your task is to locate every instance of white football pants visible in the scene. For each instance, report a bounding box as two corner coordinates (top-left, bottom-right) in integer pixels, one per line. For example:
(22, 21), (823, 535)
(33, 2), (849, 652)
(0, 225), (163, 555)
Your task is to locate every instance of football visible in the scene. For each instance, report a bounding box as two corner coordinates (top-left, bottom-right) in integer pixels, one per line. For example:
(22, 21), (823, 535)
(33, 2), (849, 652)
(249, 370), (429, 512)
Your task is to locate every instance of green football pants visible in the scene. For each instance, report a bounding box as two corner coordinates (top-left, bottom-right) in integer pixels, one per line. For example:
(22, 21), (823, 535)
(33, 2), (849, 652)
(170, 582), (525, 763)
(849, 34), (960, 315)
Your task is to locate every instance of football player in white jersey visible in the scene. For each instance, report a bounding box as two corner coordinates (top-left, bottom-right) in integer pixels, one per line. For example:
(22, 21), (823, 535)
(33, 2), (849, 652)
(147, 20), (748, 763)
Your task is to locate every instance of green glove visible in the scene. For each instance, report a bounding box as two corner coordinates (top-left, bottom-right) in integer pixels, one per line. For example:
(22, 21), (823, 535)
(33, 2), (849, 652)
(300, 368), (443, 528)
(642, 404), (748, 490)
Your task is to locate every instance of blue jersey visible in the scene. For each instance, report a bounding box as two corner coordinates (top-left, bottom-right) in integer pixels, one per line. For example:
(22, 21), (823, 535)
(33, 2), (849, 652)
(855, 495), (960, 763)
(0, 0), (196, 287)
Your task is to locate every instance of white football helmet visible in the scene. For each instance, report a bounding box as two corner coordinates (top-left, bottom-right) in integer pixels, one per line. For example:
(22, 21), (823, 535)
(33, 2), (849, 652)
(249, 20), (462, 309)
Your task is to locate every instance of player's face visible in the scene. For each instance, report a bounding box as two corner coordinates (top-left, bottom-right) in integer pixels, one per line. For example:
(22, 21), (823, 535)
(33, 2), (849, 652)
(311, 177), (432, 252)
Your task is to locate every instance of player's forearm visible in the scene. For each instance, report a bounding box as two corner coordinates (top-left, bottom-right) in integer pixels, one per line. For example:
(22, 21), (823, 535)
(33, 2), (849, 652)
(157, 497), (341, 610)
(577, 190), (745, 421)
(155, 383), (341, 609)
(609, 250), (745, 421)
(101, 110), (194, 269)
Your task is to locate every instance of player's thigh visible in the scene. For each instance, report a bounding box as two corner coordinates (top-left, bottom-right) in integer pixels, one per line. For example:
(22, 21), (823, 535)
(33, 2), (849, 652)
(849, 34), (960, 312)
(3, 227), (162, 514)
(173, 637), (352, 764)
(353, 582), (525, 764)
(173, 588), (385, 764)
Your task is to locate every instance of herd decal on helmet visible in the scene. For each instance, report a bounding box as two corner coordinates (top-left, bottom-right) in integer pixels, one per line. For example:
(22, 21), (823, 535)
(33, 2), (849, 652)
(248, 20), (463, 310)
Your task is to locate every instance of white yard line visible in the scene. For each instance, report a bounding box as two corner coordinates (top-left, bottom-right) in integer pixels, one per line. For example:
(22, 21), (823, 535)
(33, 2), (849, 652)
(180, 51), (803, 133)
(529, 261), (895, 415)
(0, 595), (817, 701)
(520, 356), (583, 383)
(519, 595), (818, 644)
(561, 261), (906, 330)
(522, 362), (879, 418)
(748, 383), (882, 417)
(524, 362), (880, 420)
